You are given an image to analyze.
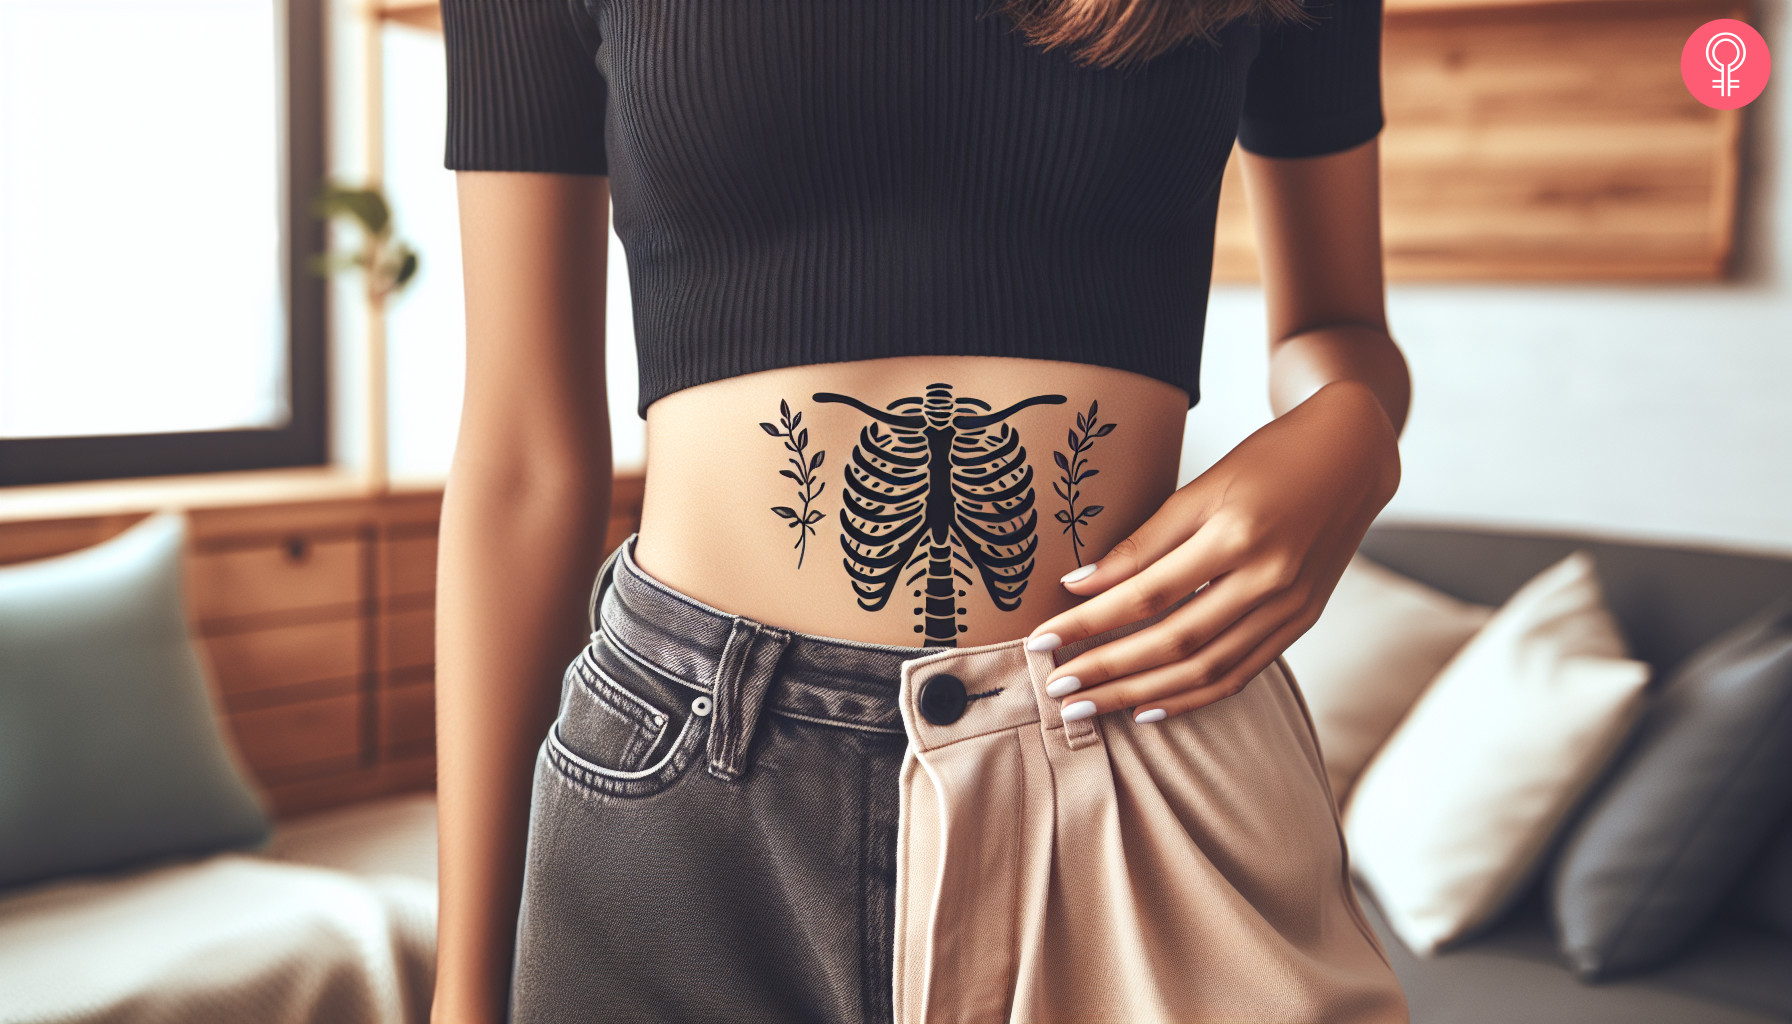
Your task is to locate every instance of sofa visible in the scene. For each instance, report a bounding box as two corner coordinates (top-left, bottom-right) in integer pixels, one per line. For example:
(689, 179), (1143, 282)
(1351, 523), (1792, 1024)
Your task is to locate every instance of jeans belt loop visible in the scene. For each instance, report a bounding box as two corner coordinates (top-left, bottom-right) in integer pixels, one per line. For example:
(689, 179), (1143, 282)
(587, 536), (632, 637)
(706, 618), (792, 782)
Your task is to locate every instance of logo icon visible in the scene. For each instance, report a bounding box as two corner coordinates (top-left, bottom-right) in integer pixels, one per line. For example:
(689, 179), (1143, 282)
(1682, 20), (1770, 109)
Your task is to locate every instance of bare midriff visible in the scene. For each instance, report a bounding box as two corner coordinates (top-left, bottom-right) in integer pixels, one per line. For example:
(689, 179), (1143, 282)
(634, 356), (1188, 649)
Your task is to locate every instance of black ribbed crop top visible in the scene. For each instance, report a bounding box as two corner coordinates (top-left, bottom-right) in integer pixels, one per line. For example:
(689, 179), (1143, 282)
(441, 0), (1383, 416)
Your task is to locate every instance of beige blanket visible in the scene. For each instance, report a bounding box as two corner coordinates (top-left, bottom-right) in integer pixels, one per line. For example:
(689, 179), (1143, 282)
(0, 797), (438, 1024)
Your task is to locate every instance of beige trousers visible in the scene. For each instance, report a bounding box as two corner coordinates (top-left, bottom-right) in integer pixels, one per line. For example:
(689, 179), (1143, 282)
(891, 627), (1409, 1024)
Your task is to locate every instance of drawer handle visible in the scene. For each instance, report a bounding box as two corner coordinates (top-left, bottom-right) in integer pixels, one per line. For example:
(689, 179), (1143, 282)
(284, 536), (311, 563)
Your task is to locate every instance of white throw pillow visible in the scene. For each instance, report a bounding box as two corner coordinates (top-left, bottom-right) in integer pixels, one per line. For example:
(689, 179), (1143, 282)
(1344, 551), (1650, 955)
(1283, 555), (1495, 803)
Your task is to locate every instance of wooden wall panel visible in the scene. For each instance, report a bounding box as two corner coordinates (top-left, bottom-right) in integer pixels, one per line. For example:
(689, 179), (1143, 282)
(1213, 0), (1744, 282)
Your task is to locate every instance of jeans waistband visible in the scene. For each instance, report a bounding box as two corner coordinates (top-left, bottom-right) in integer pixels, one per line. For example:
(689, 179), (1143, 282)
(593, 535), (921, 736)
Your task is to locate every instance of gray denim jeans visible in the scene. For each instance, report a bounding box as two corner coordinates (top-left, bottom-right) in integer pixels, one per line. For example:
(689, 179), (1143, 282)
(510, 535), (919, 1023)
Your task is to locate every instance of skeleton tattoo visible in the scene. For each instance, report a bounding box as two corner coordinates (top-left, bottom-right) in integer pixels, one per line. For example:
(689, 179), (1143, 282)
(760, 399), (827, 569)
(1053, 401), (1116, 566)
(813, 384), (1066, 646)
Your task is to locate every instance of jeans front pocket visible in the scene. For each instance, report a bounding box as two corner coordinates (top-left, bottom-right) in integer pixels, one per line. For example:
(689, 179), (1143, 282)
(545, 637), (710, 800)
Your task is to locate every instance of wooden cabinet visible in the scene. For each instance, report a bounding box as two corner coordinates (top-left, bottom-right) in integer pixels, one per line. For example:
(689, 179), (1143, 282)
(0, 477), (646, 818)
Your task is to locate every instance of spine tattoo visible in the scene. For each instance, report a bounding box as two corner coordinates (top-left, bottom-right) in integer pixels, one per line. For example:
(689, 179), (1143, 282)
(1053, 401), (1116, 565)
(814, 384), (1066, 646)
(760, 399), (827, 569)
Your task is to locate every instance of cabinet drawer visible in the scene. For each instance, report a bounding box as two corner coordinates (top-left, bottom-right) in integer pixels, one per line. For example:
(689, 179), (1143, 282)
(381, 606), (435, 673)
(203, 618), (362, 696)
(190, 534), (363, 623)
(382, 533), (437, 602)
(229, 695), (361, 780)
(380, 679), (435, 757)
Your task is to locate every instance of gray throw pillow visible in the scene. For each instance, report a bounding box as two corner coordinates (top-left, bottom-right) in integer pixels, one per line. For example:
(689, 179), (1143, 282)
(0, 512), (271, 890)
(1731, 816), (1792, 938)
(1548, 593), (1792, 978)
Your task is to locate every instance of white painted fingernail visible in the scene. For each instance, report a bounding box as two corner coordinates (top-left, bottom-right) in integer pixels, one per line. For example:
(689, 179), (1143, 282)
(1025, 632), (1062, 653)
(1060, 564), (1097, 585)
(1134, 708), (1167, 724)
(1045, 676), (1082, 698)
(1061, 700), (1098, 722)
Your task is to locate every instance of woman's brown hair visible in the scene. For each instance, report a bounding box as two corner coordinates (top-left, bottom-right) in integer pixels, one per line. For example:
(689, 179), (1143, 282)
(996, 0), (1310, 68)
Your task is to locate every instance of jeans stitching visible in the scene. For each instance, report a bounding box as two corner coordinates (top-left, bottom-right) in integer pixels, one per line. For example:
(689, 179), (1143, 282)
(545, 707), (707, 799)
(577, 647), (670, 731)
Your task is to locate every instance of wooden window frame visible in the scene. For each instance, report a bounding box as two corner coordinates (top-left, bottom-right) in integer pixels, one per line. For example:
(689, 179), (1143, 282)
(0, 0), (329, 487)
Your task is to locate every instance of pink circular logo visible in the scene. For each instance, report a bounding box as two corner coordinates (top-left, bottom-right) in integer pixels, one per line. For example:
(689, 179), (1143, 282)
(1682, 19), (1770, 109)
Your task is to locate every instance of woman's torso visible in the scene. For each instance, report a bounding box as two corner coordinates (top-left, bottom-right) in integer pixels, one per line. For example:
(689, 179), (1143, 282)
(636, 357), (1187, 647)
(572, 0), (1330, 645)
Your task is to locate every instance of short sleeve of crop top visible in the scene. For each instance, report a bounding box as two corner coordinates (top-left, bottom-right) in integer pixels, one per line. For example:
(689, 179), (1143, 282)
(1236, 0), (1385, 158)
(441, 0), (608, 175)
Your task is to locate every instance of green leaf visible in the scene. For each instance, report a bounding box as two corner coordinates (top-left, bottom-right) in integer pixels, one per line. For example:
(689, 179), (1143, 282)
(311, 182), (390, 235)
(305, 251), (361, 276)
(392, 248), (419, 289)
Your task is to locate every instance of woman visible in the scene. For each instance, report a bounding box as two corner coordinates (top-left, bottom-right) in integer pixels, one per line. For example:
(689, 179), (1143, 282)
(433, 0), (1411, 1020)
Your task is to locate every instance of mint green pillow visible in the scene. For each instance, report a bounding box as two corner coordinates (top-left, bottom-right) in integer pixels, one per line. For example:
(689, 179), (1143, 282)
(0, 512), (271, 889)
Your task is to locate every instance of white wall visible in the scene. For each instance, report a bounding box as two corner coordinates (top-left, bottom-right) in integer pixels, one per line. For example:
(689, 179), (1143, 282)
(373, 9), (1789, 552)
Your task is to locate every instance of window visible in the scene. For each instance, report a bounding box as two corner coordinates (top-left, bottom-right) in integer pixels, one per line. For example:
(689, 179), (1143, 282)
(0, 0), (326, 486)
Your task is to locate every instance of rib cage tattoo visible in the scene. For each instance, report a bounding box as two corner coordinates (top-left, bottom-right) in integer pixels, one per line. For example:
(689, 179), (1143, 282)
(813, 385), (1066, 646)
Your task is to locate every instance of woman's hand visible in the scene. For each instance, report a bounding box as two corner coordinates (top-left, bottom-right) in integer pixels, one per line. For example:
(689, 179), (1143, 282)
(1024, 378), (1401, 724)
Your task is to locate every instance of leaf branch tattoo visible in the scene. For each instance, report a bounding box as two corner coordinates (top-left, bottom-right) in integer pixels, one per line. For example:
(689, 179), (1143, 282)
(1053, 400), (1116, 566)
(761, 400), (827, 568)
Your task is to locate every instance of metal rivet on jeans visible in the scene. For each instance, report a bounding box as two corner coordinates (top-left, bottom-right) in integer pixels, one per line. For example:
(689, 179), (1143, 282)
(918, 674), (968, 726)
(691, 695), (713, 717)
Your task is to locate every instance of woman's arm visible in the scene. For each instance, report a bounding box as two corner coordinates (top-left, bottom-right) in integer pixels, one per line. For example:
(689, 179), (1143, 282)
(1024, 137), (1409, 721)
(434, 172), (612, 1023)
